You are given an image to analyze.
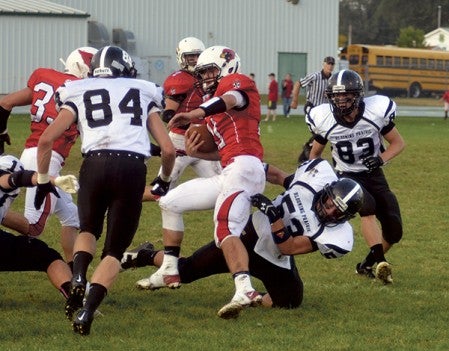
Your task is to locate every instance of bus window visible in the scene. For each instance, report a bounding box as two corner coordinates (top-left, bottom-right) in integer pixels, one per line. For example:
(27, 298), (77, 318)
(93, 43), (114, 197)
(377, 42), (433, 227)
(411, 58), (418, 68)
(403, 57), (410, 68)
(376, 55), (384, 66)
(393, 57), (401, 67)
(362, 55), (368, 65)
(419, 58), (427, 69)
(385, 56), (393, 67)
(437, 60), (444, 70)
(349, 55), (359, 65)
(445, 61), (449, 71)
(428, 59), (435, 69)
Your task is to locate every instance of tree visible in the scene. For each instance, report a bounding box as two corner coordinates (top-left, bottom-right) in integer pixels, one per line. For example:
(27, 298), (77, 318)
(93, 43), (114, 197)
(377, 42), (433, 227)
(396, 26), (426, 48)
(340, 0), (449, 45)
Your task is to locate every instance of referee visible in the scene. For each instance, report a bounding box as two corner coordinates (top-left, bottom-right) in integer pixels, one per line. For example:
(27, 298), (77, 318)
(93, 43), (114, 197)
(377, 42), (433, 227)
(290, 56), (335, 117)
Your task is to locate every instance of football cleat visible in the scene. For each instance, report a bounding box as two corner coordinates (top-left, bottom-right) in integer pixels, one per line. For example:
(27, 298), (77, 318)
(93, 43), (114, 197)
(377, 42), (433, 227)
(65, 276), (86, 321)
(72, 308), (94, 336)
(375, 261), (393, 284)
(355, 262), (375, 279)
(121, 241), (155, 270)
(217, 290), (262, 319)
(136, 270), (181, 290)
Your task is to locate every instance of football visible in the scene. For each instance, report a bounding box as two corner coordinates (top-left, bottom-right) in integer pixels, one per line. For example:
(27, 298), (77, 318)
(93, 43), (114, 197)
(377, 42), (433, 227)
(185, 124), (217, 153)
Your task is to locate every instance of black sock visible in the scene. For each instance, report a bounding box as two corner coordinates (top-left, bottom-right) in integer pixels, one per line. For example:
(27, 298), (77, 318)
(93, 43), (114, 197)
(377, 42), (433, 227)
(232, 271), (250, 279)
(164, 246), (180, 258)
(137, 249), (159, 267)
(363, 243), (386, 267)
(72, 251), (93, 285)
(84, 283), (107, 313)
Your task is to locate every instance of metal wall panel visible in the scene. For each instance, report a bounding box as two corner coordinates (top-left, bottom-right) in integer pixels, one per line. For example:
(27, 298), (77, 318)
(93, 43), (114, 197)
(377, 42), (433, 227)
(3, 0), (338, 93)
(0, 16), (87, 93)
(52, 0), (338, 91)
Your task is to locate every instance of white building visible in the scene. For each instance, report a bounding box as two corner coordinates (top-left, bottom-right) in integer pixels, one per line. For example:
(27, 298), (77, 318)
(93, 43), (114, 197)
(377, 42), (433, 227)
(1, 0), (339, 94)
(424, 27), (449, 51)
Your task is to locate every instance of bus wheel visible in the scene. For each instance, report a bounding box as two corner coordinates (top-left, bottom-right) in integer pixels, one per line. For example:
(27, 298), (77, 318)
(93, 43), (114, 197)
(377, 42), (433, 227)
(409, 83), (422, 98)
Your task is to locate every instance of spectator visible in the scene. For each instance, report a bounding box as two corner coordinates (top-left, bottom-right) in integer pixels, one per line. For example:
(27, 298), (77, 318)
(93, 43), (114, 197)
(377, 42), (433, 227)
(439, 89), (449, 120)
(265, 73), (278, 122)
(281, 73), (293, 118)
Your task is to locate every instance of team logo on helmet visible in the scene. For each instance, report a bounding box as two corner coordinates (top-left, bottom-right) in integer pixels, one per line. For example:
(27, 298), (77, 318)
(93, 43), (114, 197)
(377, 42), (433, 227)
(78, 49), (95, 66)
(220, 48), (235, 64)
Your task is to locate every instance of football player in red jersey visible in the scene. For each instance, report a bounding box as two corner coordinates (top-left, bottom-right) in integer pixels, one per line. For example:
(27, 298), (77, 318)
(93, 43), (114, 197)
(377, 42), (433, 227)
(0, 47), (97, 266)
(136, 46), (266, 319)
(142, 37), (221, 201)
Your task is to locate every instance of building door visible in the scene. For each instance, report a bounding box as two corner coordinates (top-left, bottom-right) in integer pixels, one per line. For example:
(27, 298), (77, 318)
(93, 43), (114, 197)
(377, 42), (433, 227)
(278, 52), (307, 93)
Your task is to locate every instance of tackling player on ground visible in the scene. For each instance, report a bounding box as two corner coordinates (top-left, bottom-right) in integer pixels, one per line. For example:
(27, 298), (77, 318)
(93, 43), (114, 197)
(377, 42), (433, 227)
(124, 159), (363, 312)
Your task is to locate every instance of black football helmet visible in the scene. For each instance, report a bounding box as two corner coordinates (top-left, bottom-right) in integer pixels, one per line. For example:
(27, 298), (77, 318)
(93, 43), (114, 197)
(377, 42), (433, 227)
(325, 69), (364, 120)
(314, 177), (364, 226)
(90, 46), (137, 78)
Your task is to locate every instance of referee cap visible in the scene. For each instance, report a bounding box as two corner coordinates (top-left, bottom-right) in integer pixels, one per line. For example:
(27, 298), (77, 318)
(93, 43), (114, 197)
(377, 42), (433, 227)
(324, 56), (335, 64)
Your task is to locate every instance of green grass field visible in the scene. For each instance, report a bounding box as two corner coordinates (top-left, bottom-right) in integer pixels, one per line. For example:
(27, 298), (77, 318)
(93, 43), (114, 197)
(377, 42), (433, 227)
(1, 113), (448, 351)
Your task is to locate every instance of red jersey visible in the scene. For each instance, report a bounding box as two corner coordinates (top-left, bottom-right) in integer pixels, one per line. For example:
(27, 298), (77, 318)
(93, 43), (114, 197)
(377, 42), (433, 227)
(26, 68), (79, 159)
(268, 79), (279, 101)
(163, 70), (204, 135)
(206, 73), (264, 167)
(442, 91), (449, 103)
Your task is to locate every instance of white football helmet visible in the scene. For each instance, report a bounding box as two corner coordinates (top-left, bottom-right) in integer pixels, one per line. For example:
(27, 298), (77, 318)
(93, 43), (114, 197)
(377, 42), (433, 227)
(0, 155), (24, 173)
(60, 46), (98, 78)
(176, 37), (205, 72)
(194, 45), (241, 94)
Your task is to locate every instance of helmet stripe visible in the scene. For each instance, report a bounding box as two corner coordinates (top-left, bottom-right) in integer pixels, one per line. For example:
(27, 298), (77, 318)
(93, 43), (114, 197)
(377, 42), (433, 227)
(341, 182), (361, 204)
(99, 46), (110, 68)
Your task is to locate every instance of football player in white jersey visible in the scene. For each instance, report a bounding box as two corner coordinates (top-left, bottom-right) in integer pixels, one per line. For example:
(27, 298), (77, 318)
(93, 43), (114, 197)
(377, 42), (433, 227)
(122, 158), (363, 310)
(34, 46), (175, 335)
(0, 154), (78, 299)
(306, 69), (405, 284)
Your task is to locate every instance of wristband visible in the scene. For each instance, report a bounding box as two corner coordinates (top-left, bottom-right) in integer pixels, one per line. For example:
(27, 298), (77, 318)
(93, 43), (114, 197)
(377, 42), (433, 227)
(37, 173), (50, 184)
(8, 170), (35, 189)
(199, 97), (227, 117)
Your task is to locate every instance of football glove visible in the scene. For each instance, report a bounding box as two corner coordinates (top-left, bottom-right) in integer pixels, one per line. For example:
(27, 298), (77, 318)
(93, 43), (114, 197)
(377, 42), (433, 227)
(150, 175), (171, 197)
(0, 132), (11, 155)
(362, 156), (384, 172)
(150, 143), (161, 157)
(250, 193), (281, 224)
(54, 175), (79, 194)
(34, 182), (60, 210)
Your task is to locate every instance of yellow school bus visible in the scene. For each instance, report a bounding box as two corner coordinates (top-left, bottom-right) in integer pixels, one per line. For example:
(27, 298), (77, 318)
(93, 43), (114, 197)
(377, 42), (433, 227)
(340, 44), (449, 97)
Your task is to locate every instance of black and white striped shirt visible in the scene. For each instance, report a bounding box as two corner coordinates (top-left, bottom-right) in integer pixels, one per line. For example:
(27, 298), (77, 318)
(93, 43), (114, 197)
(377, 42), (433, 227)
(299, 70), (331, 107)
